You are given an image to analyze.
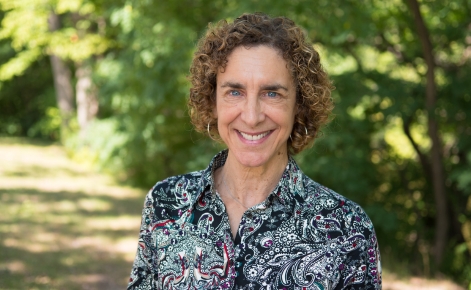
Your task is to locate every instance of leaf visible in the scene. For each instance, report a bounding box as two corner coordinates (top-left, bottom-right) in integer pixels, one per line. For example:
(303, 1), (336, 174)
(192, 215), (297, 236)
(0, 47), (41, 80)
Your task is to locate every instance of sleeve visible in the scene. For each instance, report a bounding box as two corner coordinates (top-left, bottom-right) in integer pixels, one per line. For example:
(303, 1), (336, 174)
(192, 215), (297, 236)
(127, 189), (158, 290)
(335, 209), (382, 290)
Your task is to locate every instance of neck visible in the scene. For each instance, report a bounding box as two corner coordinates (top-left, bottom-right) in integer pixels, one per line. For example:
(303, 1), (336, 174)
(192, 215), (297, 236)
(217, 150), (289, 208)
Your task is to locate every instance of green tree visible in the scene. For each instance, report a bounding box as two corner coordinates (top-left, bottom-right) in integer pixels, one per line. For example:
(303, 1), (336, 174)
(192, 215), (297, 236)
(0, 0), (109, 135)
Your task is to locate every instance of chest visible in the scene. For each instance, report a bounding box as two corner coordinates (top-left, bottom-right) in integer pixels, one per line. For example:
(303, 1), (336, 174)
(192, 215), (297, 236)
(150, 194), (366, 290)
(220, 195), (249, 239)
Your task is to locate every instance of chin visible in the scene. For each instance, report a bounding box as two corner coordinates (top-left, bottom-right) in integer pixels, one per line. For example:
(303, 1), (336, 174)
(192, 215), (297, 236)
(232, 151), (275, 168)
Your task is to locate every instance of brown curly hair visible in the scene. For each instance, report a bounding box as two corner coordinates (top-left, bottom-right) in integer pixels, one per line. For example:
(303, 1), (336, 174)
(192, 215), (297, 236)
(188, 12), (334, 154)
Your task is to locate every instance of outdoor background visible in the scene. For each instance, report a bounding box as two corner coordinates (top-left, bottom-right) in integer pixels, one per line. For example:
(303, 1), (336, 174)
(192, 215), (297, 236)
(0, 0), (470, 289)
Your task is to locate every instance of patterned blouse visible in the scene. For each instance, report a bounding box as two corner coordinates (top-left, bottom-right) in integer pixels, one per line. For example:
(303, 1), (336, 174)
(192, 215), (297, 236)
(128, 150), (382, 289)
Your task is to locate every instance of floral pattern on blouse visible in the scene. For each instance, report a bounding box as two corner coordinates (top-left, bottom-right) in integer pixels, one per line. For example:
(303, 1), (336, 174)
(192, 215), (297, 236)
(128, 150), (381, 289)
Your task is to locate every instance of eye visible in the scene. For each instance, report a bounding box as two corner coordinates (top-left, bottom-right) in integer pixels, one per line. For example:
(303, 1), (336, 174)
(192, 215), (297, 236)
(266, 91), (278, 98)
(229, 90), (241, 96)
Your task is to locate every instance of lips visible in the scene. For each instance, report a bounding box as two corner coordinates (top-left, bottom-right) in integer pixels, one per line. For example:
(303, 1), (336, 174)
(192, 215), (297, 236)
(238, 130), (271, 141)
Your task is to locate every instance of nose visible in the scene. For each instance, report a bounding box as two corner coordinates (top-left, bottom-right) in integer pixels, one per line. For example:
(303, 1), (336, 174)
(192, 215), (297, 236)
(240, 94), (265, 128)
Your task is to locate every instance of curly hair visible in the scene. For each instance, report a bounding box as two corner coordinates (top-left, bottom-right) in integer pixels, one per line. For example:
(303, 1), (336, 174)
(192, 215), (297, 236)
(188, 12), (334, 154)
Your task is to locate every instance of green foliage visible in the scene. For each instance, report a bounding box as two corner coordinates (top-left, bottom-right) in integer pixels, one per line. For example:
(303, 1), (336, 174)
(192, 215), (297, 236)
(27, 107), (62, 140)
(0, 0), (110, 80)
(0, 49), (56, 138)
(0, 0), (113, 140)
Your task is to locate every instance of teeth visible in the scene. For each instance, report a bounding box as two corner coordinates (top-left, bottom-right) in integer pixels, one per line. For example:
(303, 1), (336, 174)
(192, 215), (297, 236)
(239, 131), (269, 141)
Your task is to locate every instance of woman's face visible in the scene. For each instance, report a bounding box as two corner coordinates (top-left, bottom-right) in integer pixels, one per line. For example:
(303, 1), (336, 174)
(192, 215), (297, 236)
(215, 45), (296, 169)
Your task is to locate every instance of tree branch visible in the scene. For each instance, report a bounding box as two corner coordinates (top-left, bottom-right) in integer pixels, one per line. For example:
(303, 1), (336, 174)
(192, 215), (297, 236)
(402, 115), (432, 182)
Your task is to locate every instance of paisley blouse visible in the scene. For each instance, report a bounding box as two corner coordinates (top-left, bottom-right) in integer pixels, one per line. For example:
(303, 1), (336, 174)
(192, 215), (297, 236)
(128, 150), (382, 289)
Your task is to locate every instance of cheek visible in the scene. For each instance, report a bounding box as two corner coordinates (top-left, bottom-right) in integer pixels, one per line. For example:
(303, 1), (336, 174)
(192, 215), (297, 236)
(286, 103), (296, 121)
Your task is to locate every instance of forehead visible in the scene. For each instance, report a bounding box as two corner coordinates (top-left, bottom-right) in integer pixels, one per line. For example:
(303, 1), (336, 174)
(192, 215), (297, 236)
(223, 44), (287, 66)
(217, 45), (294, 84)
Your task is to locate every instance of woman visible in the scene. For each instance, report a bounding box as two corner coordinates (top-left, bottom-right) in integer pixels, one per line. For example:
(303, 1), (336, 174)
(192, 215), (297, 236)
(128, 13), (381, 290)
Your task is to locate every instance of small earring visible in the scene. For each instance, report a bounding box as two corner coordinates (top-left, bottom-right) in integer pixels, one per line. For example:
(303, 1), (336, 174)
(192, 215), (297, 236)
(207, 122), (216, 141)
(305, 126), (308, 136)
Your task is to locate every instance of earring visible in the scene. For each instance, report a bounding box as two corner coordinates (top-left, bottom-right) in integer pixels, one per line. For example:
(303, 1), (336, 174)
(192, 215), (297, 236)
(207, 122), (217, 141)
(290, 126), (308, 142)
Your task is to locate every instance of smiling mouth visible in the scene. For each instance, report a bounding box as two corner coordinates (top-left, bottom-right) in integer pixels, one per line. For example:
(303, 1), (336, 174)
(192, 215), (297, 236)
(238, 130), (271, 141)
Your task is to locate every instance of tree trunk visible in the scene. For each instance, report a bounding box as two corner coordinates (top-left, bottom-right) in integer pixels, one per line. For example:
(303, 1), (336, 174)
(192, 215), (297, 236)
(406, 0), (449, 268)
(75, 62), (98, 134)
(48, 12), (74, 132)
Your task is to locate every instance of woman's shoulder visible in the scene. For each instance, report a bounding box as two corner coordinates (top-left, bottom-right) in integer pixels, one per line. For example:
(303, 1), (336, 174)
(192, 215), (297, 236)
(145, 169), (209, 210)
(299, 175), (375, 231)
(152, 169), (206, 190)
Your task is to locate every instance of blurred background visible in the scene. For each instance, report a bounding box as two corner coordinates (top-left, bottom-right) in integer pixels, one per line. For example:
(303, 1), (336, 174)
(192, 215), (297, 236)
(0, 0), (470, 289)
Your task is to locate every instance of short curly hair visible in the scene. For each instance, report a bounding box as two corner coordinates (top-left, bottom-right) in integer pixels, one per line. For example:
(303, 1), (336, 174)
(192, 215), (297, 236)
(188, 12), (334, 154)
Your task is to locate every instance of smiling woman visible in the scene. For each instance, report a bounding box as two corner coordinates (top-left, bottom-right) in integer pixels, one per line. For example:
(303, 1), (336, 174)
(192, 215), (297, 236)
(215, 45), (297, 238)
(216, 46), (296, 170)
(127, 13), (382, 290)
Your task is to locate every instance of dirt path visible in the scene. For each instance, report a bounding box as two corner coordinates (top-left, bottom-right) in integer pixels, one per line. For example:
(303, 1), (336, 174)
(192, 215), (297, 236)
(0, 138), (466, 289)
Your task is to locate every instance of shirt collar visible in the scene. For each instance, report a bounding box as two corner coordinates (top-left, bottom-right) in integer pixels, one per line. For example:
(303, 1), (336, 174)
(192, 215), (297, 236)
(196, 149), (307, 208)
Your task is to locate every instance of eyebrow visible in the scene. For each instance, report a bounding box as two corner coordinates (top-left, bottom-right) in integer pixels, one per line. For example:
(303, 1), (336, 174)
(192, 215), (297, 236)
(261, 84), (289, 92)
(220, 82), (244, 89)
(220, 82), (289, 92)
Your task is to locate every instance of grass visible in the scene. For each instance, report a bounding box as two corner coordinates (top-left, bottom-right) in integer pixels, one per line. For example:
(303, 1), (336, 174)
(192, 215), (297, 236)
(0, 138), (145, 289)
